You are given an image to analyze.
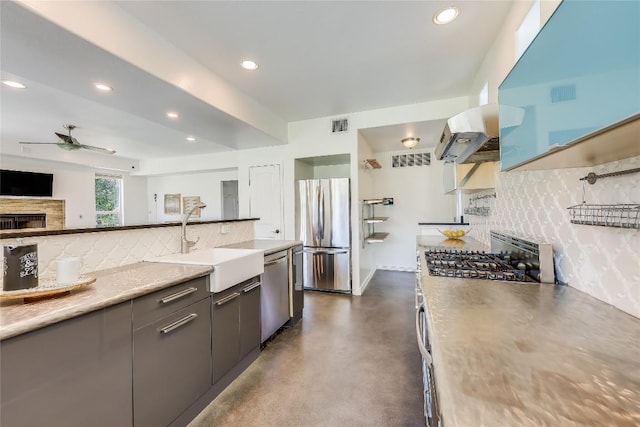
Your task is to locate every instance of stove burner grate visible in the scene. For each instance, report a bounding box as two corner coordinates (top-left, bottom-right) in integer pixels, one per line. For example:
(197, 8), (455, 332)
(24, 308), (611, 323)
(425, 249), (537, 283)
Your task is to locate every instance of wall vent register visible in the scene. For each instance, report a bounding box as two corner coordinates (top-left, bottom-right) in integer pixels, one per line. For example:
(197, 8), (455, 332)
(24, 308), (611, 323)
(331, 118), (349, 133)
(392, 152), (431, 168)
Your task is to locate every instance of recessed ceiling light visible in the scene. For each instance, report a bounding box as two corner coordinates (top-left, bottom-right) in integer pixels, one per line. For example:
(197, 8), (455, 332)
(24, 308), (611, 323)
(186, 136), (196, 142)
(94, 82), (113, 92)
(241, 60), (259, 71)
(2, 80), (27, 89)
(433, 6), (459, 25)
(166, 111), (179, 119)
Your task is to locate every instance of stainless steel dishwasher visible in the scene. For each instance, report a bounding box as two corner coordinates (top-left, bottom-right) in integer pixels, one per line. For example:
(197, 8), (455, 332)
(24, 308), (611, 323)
(261, 250), (289, 343)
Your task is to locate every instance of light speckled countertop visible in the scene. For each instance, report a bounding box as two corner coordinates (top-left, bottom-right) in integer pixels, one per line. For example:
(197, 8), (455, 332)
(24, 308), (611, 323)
(0, 262), (212, 340)
(418, 236), (640, 426)
(222, 239), (302, 254)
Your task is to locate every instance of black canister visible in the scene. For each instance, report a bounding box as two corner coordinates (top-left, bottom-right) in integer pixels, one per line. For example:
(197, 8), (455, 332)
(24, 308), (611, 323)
(3, 242), (39, 291)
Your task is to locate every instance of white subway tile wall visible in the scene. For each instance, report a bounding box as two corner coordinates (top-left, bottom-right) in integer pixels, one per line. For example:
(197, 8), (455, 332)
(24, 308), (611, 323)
(466, 156), (640, 318)
(0, 221), (255, 279)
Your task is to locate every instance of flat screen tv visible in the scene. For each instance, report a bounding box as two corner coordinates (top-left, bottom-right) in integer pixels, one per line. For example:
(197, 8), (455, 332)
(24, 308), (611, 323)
(0, 169), (54, 197)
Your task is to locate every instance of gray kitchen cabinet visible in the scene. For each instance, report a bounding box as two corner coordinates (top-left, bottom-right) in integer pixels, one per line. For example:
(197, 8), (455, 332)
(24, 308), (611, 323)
(239, 279), (262, 358)
(212, 285), (241, 383)
(212, 276), (261, 384)
(133, 278), (211, 427)
(0, 302), (133, 427)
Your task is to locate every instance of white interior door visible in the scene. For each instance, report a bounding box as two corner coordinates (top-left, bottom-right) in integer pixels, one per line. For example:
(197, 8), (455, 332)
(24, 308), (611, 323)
(249, 164), (283, 239)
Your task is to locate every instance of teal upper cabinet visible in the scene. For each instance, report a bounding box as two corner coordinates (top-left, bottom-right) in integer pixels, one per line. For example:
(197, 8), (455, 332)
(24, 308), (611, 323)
(499, 0), (640, 171)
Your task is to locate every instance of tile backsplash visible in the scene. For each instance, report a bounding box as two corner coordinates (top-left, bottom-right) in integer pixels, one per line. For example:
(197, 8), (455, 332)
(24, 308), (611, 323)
(0, 221), (255, 279)
(466, 156), (640, 318)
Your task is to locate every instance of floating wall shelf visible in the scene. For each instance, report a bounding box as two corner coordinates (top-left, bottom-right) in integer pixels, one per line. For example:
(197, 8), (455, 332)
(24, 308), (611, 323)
(362, 198), (392, 244)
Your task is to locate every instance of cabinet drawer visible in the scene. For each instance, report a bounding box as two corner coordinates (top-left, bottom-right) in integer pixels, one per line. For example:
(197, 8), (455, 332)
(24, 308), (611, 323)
(133, 276), (208, 329)
(133, 298), (211, 427)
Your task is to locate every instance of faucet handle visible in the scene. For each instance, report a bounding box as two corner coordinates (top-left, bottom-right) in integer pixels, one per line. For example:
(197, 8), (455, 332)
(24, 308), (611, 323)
(189, 236), (200, 247)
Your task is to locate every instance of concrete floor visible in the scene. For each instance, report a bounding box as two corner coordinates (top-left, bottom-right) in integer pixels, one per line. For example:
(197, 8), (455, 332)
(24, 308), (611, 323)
(189, 270), (424, 427)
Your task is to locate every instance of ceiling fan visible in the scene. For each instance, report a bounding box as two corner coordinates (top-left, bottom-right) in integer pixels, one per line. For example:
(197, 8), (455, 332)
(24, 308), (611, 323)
(19, 124), (116, 155)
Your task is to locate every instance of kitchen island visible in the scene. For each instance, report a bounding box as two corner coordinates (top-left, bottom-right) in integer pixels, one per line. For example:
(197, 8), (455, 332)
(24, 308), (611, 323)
(418, 236), (640, 426)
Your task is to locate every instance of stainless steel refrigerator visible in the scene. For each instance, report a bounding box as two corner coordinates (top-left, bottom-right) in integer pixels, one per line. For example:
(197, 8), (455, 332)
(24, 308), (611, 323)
(298, 178), (351, 293)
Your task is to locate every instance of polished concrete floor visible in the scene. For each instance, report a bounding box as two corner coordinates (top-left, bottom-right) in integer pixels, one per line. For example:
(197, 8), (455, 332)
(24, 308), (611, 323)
(189, 270), (424, 427)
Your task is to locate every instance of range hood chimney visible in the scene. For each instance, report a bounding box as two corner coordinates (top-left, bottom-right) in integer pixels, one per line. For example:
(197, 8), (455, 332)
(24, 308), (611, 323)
(435, 104), (524, 164)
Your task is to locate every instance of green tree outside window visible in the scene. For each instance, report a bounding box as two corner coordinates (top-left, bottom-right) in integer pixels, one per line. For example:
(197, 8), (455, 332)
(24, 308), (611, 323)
(95, 175), (122, 227)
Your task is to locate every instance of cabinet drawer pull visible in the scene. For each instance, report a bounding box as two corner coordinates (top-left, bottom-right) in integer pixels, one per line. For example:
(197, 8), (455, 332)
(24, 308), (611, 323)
(242, 281), (261, 293)
(264, 255), (287, 266)
(159, 286), (198, 304)
(215, 292), (241, 306)
(160, 313), (198, 334)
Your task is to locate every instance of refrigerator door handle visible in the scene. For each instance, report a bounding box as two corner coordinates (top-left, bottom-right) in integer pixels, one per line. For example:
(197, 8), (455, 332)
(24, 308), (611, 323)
(317, 184), (325, 241)
(303, 249), (349, 255)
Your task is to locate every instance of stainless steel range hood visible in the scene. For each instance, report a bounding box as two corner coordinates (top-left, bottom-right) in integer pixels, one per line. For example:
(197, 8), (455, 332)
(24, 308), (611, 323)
(435, 104), (524, 164)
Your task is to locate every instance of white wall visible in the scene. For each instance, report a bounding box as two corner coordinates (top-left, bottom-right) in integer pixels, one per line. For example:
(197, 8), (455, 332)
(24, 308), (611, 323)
(312, 164), (350, 179)
(147, 169), (239, 223)
(357, 134), (376, 290)
(0, 155), (149, 228)
(122, 174), (149, 225)
(368, 149), (455, 271)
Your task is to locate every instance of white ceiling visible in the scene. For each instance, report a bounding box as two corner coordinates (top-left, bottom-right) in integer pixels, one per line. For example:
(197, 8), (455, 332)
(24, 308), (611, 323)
(0, 0), (514, 164)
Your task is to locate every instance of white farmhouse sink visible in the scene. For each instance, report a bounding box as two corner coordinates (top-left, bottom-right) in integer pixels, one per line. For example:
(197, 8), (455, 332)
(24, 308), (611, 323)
(146, 248), (264, 293)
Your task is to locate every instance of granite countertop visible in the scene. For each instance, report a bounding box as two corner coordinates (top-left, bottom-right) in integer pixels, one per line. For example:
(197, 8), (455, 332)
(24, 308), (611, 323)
(0, 262), (212, 340)
(222, 239), (302, 255)
(418, 239), (640, 426)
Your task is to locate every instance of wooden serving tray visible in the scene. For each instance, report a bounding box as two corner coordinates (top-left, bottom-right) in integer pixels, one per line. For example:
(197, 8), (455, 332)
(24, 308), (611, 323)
(0, 276), (96, 303)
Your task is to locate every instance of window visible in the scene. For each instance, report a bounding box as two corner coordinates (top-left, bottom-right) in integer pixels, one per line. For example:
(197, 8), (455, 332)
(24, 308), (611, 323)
(95, 174), (123, 227)
(516, 0), (541, 61)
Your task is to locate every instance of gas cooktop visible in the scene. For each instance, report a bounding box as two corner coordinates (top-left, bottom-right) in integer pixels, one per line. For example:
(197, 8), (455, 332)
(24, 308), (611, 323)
(424, 249), (539, 283)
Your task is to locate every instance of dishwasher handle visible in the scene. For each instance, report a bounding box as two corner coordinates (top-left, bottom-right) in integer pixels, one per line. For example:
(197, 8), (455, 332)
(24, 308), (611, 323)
(415, 303), (433, 366)
(264, 255), (288, 266)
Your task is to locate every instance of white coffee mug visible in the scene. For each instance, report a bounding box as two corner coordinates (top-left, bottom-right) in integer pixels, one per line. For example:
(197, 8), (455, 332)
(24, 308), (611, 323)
(56, 258), (82, 284)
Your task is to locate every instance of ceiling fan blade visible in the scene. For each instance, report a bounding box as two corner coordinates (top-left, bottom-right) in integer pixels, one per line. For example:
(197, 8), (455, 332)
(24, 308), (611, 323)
(19, 141), (60, 145)
(54, 132), (72, 144)
(79, 144), (116, 155)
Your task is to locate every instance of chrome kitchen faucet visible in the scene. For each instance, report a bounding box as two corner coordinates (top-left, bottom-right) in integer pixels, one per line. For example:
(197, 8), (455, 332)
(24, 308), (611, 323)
(181, 202), (207, 253)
